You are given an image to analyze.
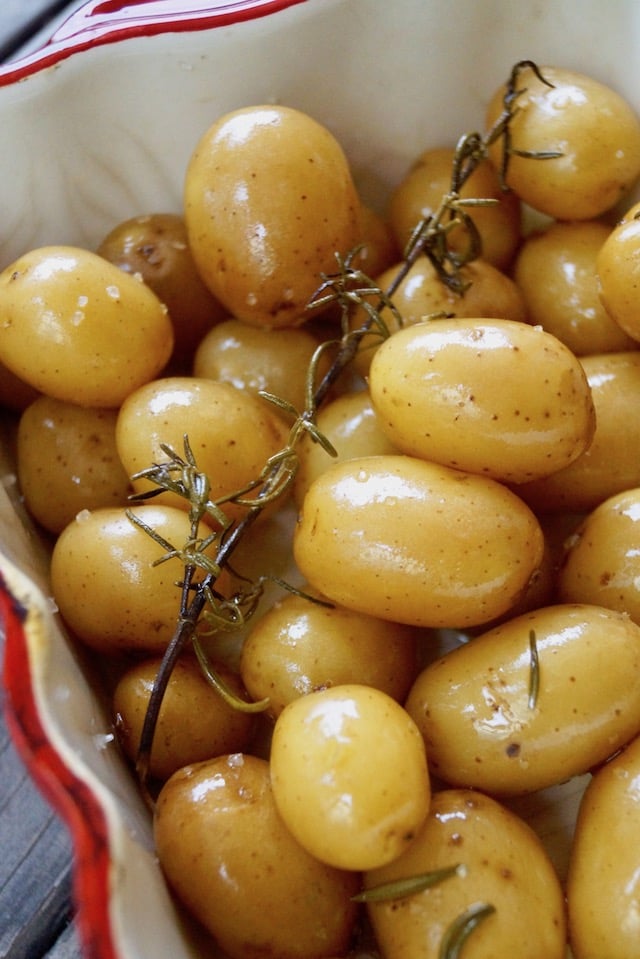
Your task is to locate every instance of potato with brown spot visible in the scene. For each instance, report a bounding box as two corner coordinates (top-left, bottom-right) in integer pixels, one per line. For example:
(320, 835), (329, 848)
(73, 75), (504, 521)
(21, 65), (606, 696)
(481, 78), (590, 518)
(154, 753), (359, 959)
(364, 788), (566, 959)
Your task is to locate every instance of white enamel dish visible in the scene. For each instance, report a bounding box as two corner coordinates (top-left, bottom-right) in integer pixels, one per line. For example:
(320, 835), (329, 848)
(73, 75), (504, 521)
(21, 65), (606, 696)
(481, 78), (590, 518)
(1, 2), (639, 957)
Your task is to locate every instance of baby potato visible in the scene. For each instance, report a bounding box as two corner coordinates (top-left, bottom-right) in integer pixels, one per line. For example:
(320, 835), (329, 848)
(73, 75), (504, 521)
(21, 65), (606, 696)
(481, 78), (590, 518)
(514, 220), (637, 355)
(597, 200), (640, 342)
(239, 588), (419, 718)
(387, 145), (522, 271)
(115, 376), (289, 525)
(567, 733), (640, 959)
(154, 753), (359, 959)
(270, 684), (430, 871)
(519, 351), (640, 513)
(350, 256), (527, 377)
(17, 395), (131, 534)
(50, 504), (229, 654)
(184, 104), (360, 328)
(364, 788), (566, 959)
(293, 454), (544, 629)
(486, 64), (640, 220)
(557, 487), (640, 624)
(193, 317), (327, 416)
(405, 603), (640, 795)
(293, 388), (399, 507)
(96, 212), (227, 371)
(113, 655), (255, 781)
(368, 317), (595, 484)
(0, 245), (173, 407)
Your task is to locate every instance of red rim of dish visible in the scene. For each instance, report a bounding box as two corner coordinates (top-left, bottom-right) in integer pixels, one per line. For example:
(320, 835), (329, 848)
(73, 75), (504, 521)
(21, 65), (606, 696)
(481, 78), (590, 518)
(1, 576), (118, 959)
(0, 0), (309, 87)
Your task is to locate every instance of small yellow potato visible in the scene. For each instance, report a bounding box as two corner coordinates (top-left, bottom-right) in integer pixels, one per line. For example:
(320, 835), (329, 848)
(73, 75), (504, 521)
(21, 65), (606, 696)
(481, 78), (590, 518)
(270, 684), (430, 871)
(514, 220), (637, 355)
(50, 504), (229, 654)
(184, 104), (360, 328)
(364, 788), (566, 959)
(567, 733), (640, 959)
(154, 753), (359, 959)
(557, 487), (640, 624)
(351, 256), (528, 376)
(486, 64), (640, 220)
(193, 317), (326, 415)
(96, 212), (227, 371)
(405, 603), (640, 795)
(115, 376), (289, 525)
(519, 351), (640, 513)
(368, 317), (595, 484)
(597, 201), (640, 342)
(387, 146), (522, 270)
(293, 388), (398, 507)
(17, 395), (131, 534)
(239, 588), (419, 718)
(0, 246), (173, 407)
(293, 454), (544, 629)
(113, 655), (255, 781)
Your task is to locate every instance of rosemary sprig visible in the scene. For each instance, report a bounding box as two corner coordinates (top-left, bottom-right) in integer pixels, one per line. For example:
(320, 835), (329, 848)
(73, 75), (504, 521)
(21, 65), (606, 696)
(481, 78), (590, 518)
(439, 903), (496, 959)
(129, 60), (559, 792)
(528, 628), (540, 709)
(352, 864), (466, 903)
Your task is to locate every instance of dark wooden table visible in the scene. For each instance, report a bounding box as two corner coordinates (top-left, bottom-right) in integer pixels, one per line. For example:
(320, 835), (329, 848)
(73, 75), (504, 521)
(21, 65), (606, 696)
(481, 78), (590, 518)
(0, 5), (89, 957)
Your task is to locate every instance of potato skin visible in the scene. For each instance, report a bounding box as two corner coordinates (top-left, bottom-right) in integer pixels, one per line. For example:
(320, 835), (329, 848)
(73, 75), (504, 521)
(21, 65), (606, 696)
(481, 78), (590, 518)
(519, 351), (640, 513)
(486, 65), (640, 220)
(557, 487), (640, 624)
(154, 754), (359, 959)
(184, 104), (360, 328)
(405, 604), (640, 795)
(293, 454), (544, 629)
(0, 245), (173, 407)
(364, 788), (566, 959)
(368, 318), (595, 484)
(113, 655), (254, 780)
(567, 733), (640, 959)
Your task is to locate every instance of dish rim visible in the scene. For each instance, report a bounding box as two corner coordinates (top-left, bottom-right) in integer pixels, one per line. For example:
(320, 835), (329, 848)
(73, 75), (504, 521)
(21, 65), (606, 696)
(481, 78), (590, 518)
(0, 0), (308, 87)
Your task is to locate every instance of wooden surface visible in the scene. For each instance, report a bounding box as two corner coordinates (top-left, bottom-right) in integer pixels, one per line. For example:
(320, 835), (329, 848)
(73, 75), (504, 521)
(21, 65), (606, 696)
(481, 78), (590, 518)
(0, 6), (89, 958)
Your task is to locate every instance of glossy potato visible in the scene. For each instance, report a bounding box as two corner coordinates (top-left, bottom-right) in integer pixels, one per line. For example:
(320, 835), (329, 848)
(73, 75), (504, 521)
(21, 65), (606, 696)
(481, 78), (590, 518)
(557, 487), (640, 624)
(193, 317), (327, 416)
(387, 146), (522, 271)
(293, 454), (544, 629)
(240, 588), (419, 717)
(364, 789), (566, 959)
(115, 376), (289, 525)
(519, 351), (640, 513)
(0, 245), (173, 407)
(567, 733), (640, 959)
(513, 220), (637, 355)
(50, 504), (229, 654)
(368, 318), (595, 484)
(270, 684), (430, 870)
(17, 395), (131, 534)
(184, 104), (360, 328)
(486, 64), (640, 219)
(597, 201), (640, 342)
(113, 655), (255, 780)
(405, 604), (640, 795)
(154, 754), (359, 959)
